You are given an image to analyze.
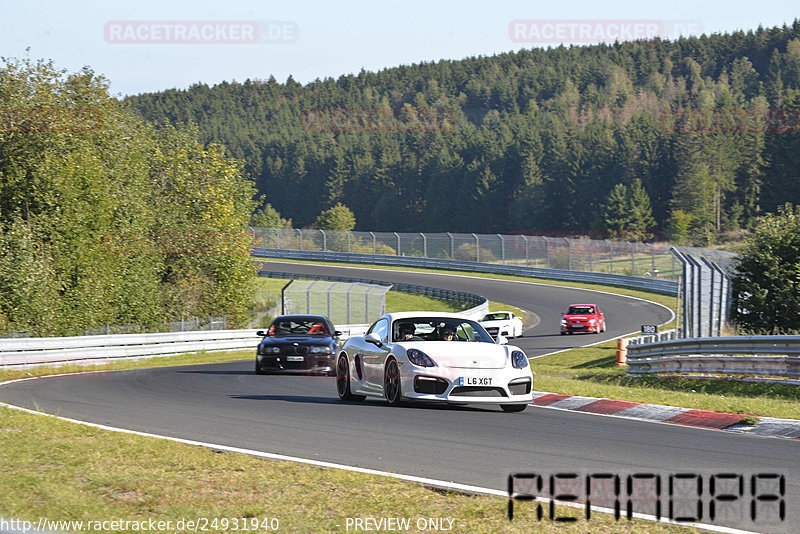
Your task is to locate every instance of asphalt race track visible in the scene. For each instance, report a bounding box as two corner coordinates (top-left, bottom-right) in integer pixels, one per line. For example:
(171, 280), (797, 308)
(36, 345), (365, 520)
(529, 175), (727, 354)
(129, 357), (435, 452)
(1, 262), (797, 533)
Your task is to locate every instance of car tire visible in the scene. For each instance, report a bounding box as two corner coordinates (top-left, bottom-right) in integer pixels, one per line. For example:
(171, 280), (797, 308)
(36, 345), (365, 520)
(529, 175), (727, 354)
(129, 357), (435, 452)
(336, 355), (365, 401)
(560, 331), (565, 335)
(501, 404), (528, 413)
(384, 359), (404, 407)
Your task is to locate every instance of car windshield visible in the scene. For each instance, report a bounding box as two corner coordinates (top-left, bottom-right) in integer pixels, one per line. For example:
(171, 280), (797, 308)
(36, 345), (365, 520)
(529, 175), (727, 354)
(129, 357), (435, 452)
(392, 317), (494, 343)
(267, 318), (330, 336)
(482, 313), (509, 321)
(567, 306), (595, 315)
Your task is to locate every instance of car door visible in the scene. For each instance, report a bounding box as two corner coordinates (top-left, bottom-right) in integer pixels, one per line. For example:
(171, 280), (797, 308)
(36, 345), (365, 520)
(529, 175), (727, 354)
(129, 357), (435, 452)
(361, 318), (390, 393)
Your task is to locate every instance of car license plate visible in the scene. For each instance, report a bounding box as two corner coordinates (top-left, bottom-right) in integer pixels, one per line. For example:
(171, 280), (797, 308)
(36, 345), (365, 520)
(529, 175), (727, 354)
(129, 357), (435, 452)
(286, 356), (304, 362)
(458, 376), (493, 386)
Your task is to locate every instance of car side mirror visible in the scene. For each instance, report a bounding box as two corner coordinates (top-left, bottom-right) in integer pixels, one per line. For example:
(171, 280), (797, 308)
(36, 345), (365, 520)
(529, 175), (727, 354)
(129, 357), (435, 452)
(256, 330), (265, 337)
(496, 335), (508, 345)
(365, 332), (383, 347)
(334, 331), (343, 337)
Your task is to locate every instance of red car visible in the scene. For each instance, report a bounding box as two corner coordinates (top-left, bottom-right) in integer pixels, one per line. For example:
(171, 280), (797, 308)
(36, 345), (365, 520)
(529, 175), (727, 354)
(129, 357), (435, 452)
(560, 304), (606, 335)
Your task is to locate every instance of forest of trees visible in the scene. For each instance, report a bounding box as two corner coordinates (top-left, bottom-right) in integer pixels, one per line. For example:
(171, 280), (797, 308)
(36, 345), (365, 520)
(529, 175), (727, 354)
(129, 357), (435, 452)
(126, 22), (800, 245)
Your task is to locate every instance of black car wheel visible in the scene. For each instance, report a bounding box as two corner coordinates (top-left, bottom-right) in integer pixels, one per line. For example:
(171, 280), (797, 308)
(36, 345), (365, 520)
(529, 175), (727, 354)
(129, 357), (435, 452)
(384, 359), (404, 406)
(336, 355), (365, 401)
(501, 404), (528, 413)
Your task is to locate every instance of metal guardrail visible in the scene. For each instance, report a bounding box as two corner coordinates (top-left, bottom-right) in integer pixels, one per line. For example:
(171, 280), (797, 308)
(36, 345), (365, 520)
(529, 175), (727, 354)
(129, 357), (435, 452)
(0, 324), (371, 369)
(626, 336), (800, 380)
(253, 248), (678, 295)
(257, 269), (489, 320)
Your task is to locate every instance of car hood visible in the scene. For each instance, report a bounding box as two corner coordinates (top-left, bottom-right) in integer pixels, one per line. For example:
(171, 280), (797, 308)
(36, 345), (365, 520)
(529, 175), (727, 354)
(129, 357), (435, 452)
(480, 319), (511, 326)
(563, 314), (594, 321)
(400, 341), (511, 369)
(260, 335), (333, 345)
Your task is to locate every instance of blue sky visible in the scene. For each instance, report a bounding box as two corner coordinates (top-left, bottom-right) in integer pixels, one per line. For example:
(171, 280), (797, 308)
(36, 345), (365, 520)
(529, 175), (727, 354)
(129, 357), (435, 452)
(1, 0), (798, 96)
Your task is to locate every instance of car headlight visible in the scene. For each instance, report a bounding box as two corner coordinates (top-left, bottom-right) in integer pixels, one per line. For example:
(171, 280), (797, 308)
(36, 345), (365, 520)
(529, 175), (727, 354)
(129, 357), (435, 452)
(511, 350), (528, 369)
(407, 348), (436, 367)
(259, 346), (281, 355)
(588, 318), (597, 324)
(560, 319), (567, 325)
(309, 346), (332, 354)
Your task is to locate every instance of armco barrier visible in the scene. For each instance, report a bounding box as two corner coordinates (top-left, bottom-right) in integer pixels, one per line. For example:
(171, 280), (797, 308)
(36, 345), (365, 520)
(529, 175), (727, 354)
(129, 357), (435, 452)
(0, 324), (370, 369)
(253, 248), (678, 295)
(626, 335), (800, 380)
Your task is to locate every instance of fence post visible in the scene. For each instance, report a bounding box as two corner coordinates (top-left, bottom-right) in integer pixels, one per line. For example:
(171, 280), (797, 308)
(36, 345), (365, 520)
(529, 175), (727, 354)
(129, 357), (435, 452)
(348, 231), (351, 253)
(421, 233), (427, 257)
(320, 230), (326, 251)
(498, 234), (505, 264)
(472, 233), (479, 262)
(370, 232), (376, 255)
(298, 228), (303, 250)
(543, 237), (550, 268)
(630, 242), (635, 275)
(651, 243), (656, 274)
(523, 235), (529, 266)
(607, 240), (614, 274)
(566, 238), (572, 271)
(275, 227), (280, 249)
(447, 232), (454, 259)
(395, 232), (401, 255)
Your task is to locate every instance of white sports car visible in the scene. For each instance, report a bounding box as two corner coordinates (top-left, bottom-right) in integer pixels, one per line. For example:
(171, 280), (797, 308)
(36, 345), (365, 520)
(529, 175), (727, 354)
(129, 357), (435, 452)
(336, 311), (534, 412)
(479, 311), (524, 339)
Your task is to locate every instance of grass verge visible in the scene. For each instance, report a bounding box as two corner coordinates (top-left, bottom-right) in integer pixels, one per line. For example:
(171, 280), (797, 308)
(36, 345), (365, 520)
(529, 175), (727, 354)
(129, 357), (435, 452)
(0, 406), (698, 533)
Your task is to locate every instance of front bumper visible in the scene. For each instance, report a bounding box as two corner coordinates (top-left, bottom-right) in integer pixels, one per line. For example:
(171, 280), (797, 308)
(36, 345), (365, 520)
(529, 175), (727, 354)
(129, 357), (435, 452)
(256, 354), (334, 374)
(400, 365), (533, 405)
(561, 322), (599, 333)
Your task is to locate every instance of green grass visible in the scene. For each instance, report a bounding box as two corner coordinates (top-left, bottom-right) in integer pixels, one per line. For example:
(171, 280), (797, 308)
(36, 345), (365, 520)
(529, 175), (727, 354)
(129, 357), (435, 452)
(0, 406), (698, 533)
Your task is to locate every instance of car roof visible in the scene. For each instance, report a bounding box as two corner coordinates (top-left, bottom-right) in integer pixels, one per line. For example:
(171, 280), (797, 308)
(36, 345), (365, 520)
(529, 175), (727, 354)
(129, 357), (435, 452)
(272, 314), (332, 322)
(567, 304), (597, 307)
(379, 311), (474, 322)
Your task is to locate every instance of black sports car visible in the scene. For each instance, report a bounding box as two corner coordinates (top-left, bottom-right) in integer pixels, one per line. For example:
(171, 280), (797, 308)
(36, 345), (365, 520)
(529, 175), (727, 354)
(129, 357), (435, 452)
(255, 314), (341, 376)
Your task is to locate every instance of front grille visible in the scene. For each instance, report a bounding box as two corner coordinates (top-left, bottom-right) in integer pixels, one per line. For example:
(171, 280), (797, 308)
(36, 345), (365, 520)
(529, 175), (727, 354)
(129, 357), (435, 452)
(450, 386), (507, 398)
(414, 376), (448, 395)
(258, 356), (331, 371)
(280, 345), (309, 355)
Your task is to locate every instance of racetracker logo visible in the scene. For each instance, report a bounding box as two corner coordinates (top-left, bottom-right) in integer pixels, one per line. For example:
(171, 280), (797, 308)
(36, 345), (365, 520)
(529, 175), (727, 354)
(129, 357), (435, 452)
(104, 20), (298, 44)
(301, 108), (457, 133)
(508, 19), (702, 43)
